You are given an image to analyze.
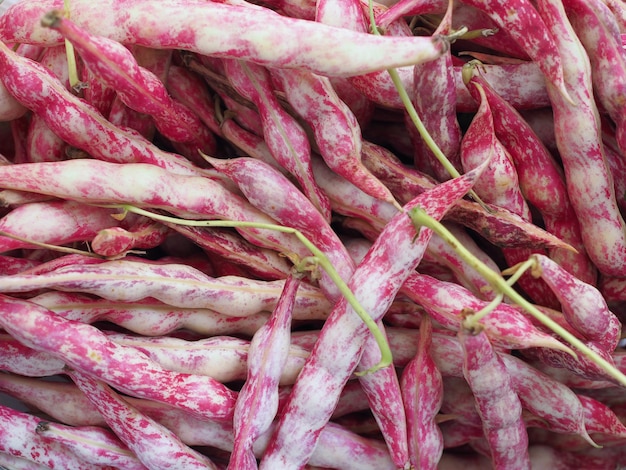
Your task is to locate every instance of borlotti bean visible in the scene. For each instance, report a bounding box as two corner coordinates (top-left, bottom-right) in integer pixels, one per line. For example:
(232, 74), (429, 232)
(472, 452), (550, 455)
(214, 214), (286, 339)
(0, 0), (625, 466)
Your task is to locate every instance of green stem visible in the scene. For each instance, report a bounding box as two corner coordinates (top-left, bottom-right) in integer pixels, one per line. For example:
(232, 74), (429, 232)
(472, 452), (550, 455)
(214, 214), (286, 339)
(106, 205), (392, 374)
(408, 206), (626, 387)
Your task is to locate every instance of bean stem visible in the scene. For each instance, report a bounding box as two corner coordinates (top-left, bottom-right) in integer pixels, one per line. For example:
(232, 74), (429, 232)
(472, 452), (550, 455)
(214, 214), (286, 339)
(408, 206), (626, 387)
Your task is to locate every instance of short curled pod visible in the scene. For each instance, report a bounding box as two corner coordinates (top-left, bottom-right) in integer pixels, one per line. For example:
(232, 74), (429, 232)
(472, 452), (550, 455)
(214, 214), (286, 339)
(577, 394), (626, 445)
(91, 219), (169, 258)
(529, 253), (621, 350)
(459, 324), (531, 469)
(67, 370), (220, 469)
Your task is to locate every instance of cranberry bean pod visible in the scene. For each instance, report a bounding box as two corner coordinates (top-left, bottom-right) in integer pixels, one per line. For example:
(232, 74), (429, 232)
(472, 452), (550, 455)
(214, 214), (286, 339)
(230, 275), (299, 469)
(0, 294), (238, 421)
(35, 421), (147, 470)
(91, 220), (169, 258)
(223, 59), (330, 219)
(0, 200), (122, 253)
(401, 274), (572, 352)
(0, 333), (65, 377)
(208, 156), (353, 299)
(29, 291), (272, 337)
(400, 316), (444, 469)
(44, 13), (214, 149)
(537, 0), (626, 276)
(530, 253), (621, 350)
(577, 394), (626, 441)
(499, 353), (593, 442)
(0, 41), (202, 176)
(566, 0), (626, 155)
(0, 159), (308, 256)
(0, 259), (330, 317)
(67, 370), (219, 469)
(271, 67), (395, 203)
(0, 0), (447, 76)
(0, 405), (104, 469)
(260, 166), (482, 469)
(459, 325), (530, 469)
(460, 0), (570, 102)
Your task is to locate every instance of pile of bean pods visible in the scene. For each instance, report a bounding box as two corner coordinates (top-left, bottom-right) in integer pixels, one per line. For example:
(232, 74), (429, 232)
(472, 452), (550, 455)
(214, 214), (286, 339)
(0, 0), (626, 468)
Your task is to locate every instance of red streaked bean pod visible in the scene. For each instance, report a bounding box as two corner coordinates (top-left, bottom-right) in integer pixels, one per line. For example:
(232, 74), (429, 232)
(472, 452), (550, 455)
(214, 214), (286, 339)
(400, 316), (444, 469)
(43, 12), (215, 150)
(529, 253), (621, 350)
(0, 294), (238, 421)
(0, 258), (329, 317)
(66, 370), (219, 469)
(459, 324), (530, 469)
(537, 0), (626, 276)
(230, 275), (299, 469)
(260, 165), (483, 468)
(34, 420), (147, 470)
(0, 0), (447, 77)
(0, 40), (202, 176)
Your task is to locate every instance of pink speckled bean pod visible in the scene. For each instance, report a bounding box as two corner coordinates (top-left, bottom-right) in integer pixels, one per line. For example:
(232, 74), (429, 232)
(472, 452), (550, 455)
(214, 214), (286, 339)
(537, 0), (626, 276)
(401, 274), (572, 353)
(577, 394), (626, 444)
(376, 0), (446, 30)
(163, 223), (292, 280)
(0, 200), (123, 253)
(410, 0), (462, 182)
(35, 421), (147, 469)
(0, 405), (104, 469)
(29, 291), (272, 337)
(67, 370), (219, 469)
(400, 316), (444, 469)
(259, 165), (482, 469)
(0, 294), (237, 421)
(529, 253), (621, 350)
(460, 0), (570, 102)
(208, 156), (354, 300)
(566, 0), (626, 155)
(0, 0), (446, 76)
(271, 67), (395, 203)
(0, 40), (201, 176)
(0, 258), (330, 317)
(230, 275), (299, 469)
(0, 159), (309, 257)
(0, 332), (65, 376)
(25, 45), (68, 163)
(459, 325), (530, 469)
(360, 141), (570, 250)
(467, 66), (596, 285)
(223, 59), (330, 219)
(44, 13), (215, 152)
(499, 353), (593, 444)
(355, 326), (410, 469)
